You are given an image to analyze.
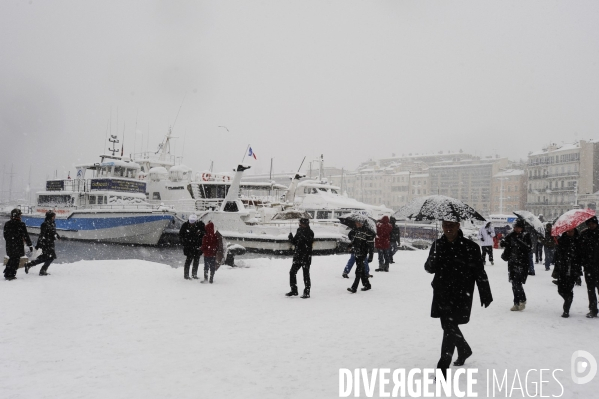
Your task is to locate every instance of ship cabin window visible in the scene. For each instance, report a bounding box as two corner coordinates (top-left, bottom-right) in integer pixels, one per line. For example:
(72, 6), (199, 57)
(331, 189), (339, 194)
(38, 195), (73, 206)
(306, 210), (315, 219)
(318, 188), (327, 192)
(152, 192), (161, 200)
(316, 210), (332, 219)
(202, 185), (229, 199)
(89, 196), (96, 205)
(98, 196), (105, 205)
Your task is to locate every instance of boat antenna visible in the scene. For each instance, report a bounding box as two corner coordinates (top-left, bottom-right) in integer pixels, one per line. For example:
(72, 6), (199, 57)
(104, 118), (109, 156)
(172, 94), (186, 132)
(297, 156), (306, 174)
(133, 110), (138, 157)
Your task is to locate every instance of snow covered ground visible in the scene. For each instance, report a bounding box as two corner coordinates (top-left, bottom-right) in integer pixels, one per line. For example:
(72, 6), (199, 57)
(1, 251), (598, 398)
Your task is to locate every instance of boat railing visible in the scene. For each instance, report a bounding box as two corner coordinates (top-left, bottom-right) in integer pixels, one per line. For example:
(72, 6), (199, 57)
(195, 199), (223, 211)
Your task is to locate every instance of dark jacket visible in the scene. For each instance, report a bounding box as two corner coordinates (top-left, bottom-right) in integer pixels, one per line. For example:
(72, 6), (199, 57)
(36, 218), (59, 259)
(348, 226), (375, 260)
(201, 222), (218, 258)
(555, 232), (583, 280)
(179, 221), (205, 256)
(4, 218), (32, 258)
(289, 226), (314, 257)
(424, 230), (493, 325)
(390, 218), (400, 245)
(540, 229), (557, 249)
(580, 227), (599, 278)
(501, 230), (532, 284)
(375, 216), (392, 249)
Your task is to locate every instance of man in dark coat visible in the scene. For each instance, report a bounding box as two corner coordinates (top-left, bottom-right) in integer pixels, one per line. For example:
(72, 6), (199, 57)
(555, 228), (583, 318)
(540, 223), (556, 271)
(580, 216), (599, 318)
(286, 218), (314, 299)
(424, 219), (493, 379)
(347, 221), (374, 293)
(25, 210), (60, 276)
(178, 214), (205, 280)
(501, 219), (532, 311)
(389, 216), (400, 264)
(3, 208), (33, 280)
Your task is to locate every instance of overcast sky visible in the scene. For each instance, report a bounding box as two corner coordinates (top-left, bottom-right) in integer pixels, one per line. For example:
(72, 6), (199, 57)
(1, 1), (599, 195)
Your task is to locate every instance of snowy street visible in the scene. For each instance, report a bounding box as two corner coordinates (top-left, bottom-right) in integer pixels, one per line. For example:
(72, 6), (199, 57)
(1, 250), (597, 398)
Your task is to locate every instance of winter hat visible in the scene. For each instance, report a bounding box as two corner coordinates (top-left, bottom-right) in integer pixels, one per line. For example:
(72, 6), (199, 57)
(45, 210), (56, 220)
(299, 218), (310, 225)
(189, 214), (198, 223)
(10, 208), (22, 219)
(587, 216), (598, 225)
(514, 219), (526, 228)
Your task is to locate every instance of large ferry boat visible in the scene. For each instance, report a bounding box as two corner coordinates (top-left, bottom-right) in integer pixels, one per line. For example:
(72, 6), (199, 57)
(21, 151), (174, 245)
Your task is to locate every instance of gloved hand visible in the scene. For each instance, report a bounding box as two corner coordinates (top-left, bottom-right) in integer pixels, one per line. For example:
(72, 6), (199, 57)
(575, 277), (582, 286)
(500, 240), (506, 248)
(288, 233), (293, 240)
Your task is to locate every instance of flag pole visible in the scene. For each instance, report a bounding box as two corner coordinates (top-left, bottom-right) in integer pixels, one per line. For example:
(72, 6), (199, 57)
(241, 144), (250, 163)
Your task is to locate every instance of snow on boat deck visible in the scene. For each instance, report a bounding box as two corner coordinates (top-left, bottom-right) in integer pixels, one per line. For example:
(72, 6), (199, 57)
(1, 252), (597, 398)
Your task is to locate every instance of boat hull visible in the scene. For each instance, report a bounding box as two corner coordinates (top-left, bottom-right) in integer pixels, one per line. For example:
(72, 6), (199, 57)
(219, 232), (343, 255)
(22, 212), (174, 246)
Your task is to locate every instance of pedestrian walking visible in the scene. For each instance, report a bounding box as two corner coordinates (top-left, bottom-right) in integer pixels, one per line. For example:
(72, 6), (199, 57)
(478, 222), (495, 265)
(24, 210), (60, 276)
(201, 221), (218, 284)
(374, 216), (392, 272)
(285, 218), (314, 298)
(500, 219), (532, 311)
(424, 219), (493, 379)
(540, 223), (556, 271)
(554, 228), (583, 318)
(580, 216), (599, 318)
(178, 214), (205, 280)
(342, 244), (371, 279)
(3, 209), (33, 281)
(347, 221), (374, 293)
(389, 216), (400, 264)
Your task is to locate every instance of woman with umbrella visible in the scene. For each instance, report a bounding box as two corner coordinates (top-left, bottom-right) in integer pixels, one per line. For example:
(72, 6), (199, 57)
(553, 227), (583, 318)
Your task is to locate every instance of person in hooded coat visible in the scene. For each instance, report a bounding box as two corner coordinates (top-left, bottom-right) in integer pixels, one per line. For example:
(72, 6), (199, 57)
(424, 219), (493, 379)
(179, 214), (205, 280)
(580, 216), (599, 318)
(286, 218), (314, 298)
(375, 216), (392, 272)
(3, 208), (33, 280)
(555, 228), (583, 318)
(478, 222), (495, 265)
(500, 219), (532, 311)
(346, 221), (375, 293)
(201, 221), (218, 283)
(389, 216), (401, 264)
(24, 210), (60, 276)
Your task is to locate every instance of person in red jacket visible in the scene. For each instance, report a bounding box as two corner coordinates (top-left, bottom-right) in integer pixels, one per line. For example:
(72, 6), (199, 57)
(201, 222), (218, 283)
(375, 216), (393, 272)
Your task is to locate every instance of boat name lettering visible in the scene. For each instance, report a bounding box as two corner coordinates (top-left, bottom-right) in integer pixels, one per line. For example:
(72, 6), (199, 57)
(46, 180), (65, 191)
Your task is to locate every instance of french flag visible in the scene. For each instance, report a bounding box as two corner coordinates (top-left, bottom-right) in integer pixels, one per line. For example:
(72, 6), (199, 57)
(248, 147), (257, 160)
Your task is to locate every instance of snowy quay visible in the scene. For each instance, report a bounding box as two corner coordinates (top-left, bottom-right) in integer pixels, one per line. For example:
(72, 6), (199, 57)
(1, 249), (598, 398)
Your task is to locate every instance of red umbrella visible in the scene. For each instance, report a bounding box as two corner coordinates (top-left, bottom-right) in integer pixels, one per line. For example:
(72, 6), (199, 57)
(551, 209), (596, 236)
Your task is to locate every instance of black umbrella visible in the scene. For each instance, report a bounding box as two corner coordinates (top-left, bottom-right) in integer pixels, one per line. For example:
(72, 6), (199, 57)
(338, 213), (377, 234)
(394, 195), (486, 222)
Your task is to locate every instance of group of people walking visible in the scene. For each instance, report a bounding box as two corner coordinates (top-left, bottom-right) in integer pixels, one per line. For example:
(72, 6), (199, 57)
(3, 209), (59, 280)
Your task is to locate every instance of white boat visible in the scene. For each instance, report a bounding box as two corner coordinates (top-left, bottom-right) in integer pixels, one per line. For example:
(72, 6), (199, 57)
(197, 165), (347, 254)
(22, 153), (174, 245)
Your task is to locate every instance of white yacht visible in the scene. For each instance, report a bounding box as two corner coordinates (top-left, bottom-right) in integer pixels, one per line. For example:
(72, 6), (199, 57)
(197, 165), (347, 254)
(21, 153), (174, 245)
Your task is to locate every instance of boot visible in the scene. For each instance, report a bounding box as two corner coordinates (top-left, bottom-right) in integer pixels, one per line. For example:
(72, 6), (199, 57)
(184, 276), (191, 280)
(347, 287), (357, 293)
(192, 276), (199, 279)
(300, 290), (310, 299)
(518, 302), (526, 311)
(39, 271), (50, 276)
(510, 303), (520, 311)
(209, 274), (214, 284)
(285, 288), (298, 297)
(203, 271), (208, 282)
(562, 298), (572, 318)
(360, 286), (371, 291)
(490, 261), (494, 265)
(453, 349), (473, 366)
(375, 268), (383, 272)
(586, 311), (598, 318)
(25, 262), (31, 274)
(342, 273), (349, 278)
(384, 263), (389, 272)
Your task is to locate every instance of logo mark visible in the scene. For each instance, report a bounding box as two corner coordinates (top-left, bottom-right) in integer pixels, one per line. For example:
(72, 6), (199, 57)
(571, 350), (597, 384)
